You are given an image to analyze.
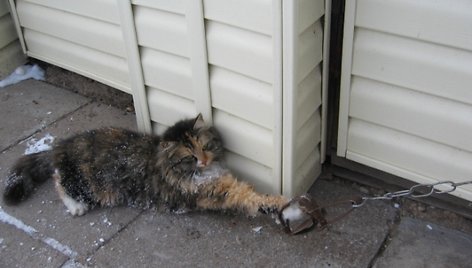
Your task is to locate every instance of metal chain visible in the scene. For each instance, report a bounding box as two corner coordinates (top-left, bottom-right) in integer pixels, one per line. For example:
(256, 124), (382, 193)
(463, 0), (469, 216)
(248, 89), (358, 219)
(352, 180), (472, 208)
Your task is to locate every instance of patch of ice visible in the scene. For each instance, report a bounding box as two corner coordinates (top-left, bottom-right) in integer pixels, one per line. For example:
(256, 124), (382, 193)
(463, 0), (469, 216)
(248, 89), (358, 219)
(252, 226), (263, 233)
(0, 64), (45, 88)
(24, 133), (55, 155)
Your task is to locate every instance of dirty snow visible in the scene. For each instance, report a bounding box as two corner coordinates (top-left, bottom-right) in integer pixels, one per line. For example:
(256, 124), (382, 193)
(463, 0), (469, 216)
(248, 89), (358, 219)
(24, 133), (55, 155)
(0, 64), (45, 88)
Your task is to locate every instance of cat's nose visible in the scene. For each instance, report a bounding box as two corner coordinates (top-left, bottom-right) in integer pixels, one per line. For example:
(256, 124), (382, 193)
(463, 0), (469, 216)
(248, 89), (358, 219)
(197, 159), (207, 168)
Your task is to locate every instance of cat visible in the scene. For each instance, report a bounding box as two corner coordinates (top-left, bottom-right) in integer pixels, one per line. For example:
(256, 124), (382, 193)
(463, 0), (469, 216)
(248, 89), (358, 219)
(3, 114), (289, 218)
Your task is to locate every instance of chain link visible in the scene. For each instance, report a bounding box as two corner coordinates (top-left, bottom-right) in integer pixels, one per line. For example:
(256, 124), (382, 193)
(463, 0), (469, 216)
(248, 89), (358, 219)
(352, 180), (472, 208)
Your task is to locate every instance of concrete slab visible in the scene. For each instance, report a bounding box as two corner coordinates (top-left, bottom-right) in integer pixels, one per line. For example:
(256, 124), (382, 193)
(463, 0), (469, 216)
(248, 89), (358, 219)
(90, 179), (397, 268)
(372, 217), (472, 268)
(0, 220), (68, 268)
(0, 80), (89, 152)
(1, 97), (140, 262)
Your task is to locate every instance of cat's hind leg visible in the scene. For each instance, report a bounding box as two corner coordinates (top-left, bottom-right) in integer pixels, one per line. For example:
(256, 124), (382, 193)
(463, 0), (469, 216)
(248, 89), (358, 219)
(52, 169), (88, 216)
(196, 173), (289, 217)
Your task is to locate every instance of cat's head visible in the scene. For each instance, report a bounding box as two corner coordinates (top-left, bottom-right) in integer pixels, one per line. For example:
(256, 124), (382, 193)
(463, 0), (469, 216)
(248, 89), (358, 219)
(161, 114), (224, 172)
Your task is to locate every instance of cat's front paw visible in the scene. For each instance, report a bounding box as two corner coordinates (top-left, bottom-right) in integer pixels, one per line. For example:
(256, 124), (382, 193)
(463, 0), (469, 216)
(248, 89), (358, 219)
(68, 203), (88, 216)
(61, 195), (88, 216)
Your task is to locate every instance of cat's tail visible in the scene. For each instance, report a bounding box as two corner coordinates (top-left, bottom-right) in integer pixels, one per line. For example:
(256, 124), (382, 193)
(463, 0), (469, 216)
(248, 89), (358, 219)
(3, 151), (53, 205)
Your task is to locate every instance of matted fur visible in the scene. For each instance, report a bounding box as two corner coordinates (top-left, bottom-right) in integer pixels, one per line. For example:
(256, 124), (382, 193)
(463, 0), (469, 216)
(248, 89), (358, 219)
(3, 114), (288, 216)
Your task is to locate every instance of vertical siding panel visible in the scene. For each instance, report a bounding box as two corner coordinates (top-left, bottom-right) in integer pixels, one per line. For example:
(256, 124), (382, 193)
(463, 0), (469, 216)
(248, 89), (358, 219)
(134, 1), (197, 129)
(281, 0), (297, 195)
(117, 1), (151, 133)
(7, 0), (26, 52)
(282, 0), (325, 196)
(271, 0), (283, 195)
(321, 0), (332, 162)
(185, 0), (212, 123)
(0, 1), (26, 78)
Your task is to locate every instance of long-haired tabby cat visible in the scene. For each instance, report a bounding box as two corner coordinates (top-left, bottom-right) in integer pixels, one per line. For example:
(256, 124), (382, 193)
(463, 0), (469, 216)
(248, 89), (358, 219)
(3, 114), (288, 218)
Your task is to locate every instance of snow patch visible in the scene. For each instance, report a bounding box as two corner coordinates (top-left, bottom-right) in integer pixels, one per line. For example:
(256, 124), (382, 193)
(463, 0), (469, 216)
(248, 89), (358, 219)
(0, 64), (45, 88)
(252, 226), (263, 234)
(24, 133), (55, 155)
(281, 204), (305, 222)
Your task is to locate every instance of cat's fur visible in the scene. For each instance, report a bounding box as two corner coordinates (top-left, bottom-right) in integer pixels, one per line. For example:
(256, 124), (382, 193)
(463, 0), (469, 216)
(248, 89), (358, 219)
(3, 114), (288, 217)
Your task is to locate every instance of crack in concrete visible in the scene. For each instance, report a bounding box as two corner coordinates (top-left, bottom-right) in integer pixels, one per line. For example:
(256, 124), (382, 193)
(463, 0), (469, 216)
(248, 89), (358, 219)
(0, 100), (92, 155)
(367, 210), (401, 268)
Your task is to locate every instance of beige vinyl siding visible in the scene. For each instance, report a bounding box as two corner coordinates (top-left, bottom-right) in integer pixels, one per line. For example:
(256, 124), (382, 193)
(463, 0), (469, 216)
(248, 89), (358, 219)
(133, 2), (196, 133)
(14, 0), (129, 92)
(282, 0), (325, 195)
(204, 0), (279, 193)
(338, 0), (472, 201)
(0, 0), (25, 79)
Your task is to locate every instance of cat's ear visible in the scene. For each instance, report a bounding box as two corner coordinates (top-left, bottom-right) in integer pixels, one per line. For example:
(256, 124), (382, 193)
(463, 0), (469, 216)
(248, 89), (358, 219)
(193, 113), (205, 129)
(160, 141), (175, 151)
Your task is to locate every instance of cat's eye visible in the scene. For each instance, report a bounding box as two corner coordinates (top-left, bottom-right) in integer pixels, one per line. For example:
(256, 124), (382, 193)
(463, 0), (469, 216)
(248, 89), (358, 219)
(203, 142), (217, 151)
(184, 141), (193, 149)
